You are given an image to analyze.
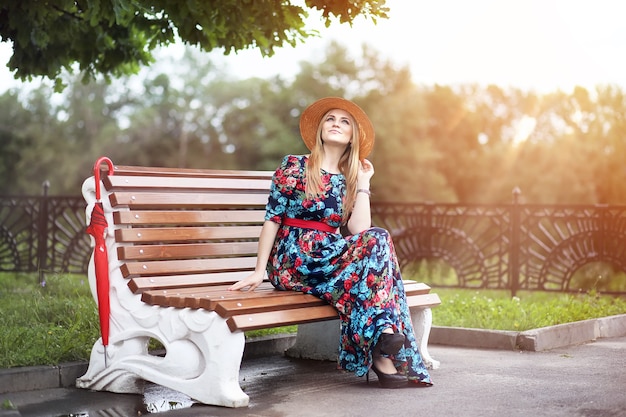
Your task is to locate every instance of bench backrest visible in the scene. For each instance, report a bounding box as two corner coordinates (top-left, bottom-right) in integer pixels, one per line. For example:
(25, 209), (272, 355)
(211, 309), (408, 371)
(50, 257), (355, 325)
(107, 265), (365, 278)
(102, 165), (273, 295)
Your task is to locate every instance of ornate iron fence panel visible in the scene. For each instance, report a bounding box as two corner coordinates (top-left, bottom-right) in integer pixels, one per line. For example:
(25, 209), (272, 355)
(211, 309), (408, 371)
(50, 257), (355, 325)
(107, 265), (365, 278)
(1, 192), (626, 295)
(372, 202), (626, 295)
(0, 195), (90, 279)
(42, 197), (92, 275)
(0, 196), (40, 272)
(372, 203), (511, 290)
(515, 204), (626, 294)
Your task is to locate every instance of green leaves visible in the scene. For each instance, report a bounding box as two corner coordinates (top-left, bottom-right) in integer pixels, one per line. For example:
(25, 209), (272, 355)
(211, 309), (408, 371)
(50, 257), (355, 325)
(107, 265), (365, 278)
(305, 0), (389, 24)
(0, 0), (388, 85)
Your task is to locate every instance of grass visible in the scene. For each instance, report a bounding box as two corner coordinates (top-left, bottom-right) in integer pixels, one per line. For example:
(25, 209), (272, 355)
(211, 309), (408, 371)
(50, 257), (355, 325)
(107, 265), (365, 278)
(0, 272), (624, 368)
(0, 273), (99, 369)
(432, 288), (626, 331)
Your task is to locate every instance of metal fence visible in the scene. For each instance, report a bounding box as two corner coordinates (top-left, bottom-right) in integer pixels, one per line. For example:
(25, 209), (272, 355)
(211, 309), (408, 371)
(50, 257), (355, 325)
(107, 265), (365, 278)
(0, 185), (91, 282)
(373, 198), (626, 295)
(1, 187), (626, 295)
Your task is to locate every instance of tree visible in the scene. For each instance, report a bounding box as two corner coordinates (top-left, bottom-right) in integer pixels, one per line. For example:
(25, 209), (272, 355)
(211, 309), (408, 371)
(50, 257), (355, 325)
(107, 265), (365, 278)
(4, 38), (626, 204)
(0, 0), (389, 88)
(0, 90), (30, 194)
(422, 84), (484, 202)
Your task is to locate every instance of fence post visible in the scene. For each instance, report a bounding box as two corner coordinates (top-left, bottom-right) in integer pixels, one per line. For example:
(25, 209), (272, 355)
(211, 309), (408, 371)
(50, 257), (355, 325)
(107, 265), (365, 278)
(37, 180), (50, 285)
(509, 187), (521, 297)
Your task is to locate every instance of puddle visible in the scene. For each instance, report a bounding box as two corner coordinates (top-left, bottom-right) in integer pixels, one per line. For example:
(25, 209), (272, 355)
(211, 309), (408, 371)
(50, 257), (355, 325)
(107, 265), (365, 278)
(142, 383), (196, 413)
(51, 383), (196, 416)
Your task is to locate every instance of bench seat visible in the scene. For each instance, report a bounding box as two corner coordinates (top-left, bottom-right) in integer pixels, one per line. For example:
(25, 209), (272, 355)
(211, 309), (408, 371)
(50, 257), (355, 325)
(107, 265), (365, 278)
(139, 280), (440, 331)
(76, 161), (440, 408)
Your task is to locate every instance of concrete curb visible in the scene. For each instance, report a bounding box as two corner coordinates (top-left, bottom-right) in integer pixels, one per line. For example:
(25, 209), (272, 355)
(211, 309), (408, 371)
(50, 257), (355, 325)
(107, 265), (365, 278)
(430, 326), (519, 350)
(0, 361), (88, 395)
(431, 313), (626, 351)
(1, 314), (625, 396)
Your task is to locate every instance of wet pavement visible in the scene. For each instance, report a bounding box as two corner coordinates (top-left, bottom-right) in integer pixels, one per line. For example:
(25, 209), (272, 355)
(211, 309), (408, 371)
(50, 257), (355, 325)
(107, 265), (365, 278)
(2, 336), (625, 417)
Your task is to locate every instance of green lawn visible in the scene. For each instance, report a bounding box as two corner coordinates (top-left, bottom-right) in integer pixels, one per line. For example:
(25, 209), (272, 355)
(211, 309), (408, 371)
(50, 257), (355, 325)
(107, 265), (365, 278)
(0, 273), (624, 368)
(432, 288), (626, 331)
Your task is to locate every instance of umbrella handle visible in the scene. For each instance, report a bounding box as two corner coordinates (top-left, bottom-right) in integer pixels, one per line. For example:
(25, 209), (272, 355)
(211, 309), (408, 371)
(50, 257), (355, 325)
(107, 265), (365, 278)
(93, 157), (114, 201)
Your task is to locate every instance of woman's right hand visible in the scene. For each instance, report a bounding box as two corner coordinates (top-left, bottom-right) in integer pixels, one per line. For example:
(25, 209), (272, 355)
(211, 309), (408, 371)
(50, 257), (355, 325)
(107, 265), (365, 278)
(228, 270), (265, 291)
(229, 221), (280, 291)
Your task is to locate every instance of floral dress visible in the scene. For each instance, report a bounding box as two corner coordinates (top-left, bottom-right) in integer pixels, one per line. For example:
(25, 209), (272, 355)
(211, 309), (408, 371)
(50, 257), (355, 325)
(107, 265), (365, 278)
(265, 154), (432, 384)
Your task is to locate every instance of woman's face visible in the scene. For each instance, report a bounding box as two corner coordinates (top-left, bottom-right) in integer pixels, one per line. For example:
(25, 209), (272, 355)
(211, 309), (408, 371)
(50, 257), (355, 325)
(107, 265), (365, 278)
(320, 109), (354, 149)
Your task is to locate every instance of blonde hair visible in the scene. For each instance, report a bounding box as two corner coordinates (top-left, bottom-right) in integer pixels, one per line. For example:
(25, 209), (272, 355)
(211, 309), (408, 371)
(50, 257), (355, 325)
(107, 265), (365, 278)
(305, 109), (361, 224)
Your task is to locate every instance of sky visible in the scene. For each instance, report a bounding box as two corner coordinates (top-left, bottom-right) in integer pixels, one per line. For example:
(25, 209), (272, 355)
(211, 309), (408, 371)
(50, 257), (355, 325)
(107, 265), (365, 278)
(1, 0), (625, 93)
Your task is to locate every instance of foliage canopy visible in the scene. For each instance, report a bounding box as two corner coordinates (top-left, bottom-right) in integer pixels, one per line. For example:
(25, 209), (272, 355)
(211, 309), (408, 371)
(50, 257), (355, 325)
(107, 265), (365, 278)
(0, 0), (388, 87)
(2, 41), (626, 207)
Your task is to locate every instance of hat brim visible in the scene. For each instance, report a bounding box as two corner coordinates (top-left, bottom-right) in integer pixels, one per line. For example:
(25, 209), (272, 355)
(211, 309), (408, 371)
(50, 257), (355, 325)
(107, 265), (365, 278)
(299, 97), (375, 159)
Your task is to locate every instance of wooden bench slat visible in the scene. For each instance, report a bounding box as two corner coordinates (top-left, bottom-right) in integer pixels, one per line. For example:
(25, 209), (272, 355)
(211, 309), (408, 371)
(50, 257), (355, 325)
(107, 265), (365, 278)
(197, 288), (303, 310)
(121, 257), (257, 278)
(146, 286), (292, 309)
(139, 281), (437, 312)
(109, 192), (268, 209)
(114, 210), (266, 225)
(226, 292), (441, 332)
(214, 293), (326, 318)
(226, 305), (338, 332)
(115, 225), (263, 243)
(137, 279), (435, 309)
(141, 283), (278, 309)
(406, 293), (442, 308)
(140, 287), (222, 308)
(118, 242), (259, 261)
(403, 281), (432, 295)
(127, 271), (256, 293)
(109, 165), (273, 179)
(104, 175), (271, 192)
(142, 281), (275, 296)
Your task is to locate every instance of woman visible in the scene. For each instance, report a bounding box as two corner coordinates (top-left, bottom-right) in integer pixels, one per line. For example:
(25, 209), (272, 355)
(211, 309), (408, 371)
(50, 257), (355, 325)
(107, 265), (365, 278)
(229, 97), (432, 388)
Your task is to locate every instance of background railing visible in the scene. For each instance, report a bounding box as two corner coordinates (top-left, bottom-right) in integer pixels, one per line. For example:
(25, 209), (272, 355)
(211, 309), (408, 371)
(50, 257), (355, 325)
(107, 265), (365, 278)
(0, 184), (90, 282)
(2, 187), (626, 295)
(372, 199), (626, 295)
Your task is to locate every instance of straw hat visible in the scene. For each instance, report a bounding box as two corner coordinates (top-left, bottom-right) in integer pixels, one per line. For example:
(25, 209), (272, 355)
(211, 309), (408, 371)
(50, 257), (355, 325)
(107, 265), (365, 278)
(299, 97), (375, 159)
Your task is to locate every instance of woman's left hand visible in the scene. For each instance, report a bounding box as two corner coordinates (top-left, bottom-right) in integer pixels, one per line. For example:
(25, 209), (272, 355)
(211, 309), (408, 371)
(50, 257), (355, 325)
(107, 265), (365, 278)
(358, 159), (375, 186)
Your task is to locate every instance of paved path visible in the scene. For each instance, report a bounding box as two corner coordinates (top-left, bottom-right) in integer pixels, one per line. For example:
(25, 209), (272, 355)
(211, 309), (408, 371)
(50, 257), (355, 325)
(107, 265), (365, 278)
(3, 336), (625, 417)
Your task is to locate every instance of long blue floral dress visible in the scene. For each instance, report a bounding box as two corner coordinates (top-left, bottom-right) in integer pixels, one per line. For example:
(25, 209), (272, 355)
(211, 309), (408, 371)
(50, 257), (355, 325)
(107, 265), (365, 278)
(265, 154), (432, 384)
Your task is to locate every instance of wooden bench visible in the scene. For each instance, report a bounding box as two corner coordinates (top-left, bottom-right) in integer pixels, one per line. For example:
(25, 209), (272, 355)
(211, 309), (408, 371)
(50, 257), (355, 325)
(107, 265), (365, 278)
(76, 161), (441, 408)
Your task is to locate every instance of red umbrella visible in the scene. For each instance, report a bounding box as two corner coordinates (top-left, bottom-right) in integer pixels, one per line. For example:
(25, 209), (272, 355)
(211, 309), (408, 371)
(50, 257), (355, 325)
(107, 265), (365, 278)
(86, 156), (114, 366)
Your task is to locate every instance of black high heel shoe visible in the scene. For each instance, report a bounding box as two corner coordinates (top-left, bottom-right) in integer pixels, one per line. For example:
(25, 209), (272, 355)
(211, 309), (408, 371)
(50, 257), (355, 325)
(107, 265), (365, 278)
(365, 332), (408, 388)
(378, 333), (405, 355)
(366, 361), (407, 388)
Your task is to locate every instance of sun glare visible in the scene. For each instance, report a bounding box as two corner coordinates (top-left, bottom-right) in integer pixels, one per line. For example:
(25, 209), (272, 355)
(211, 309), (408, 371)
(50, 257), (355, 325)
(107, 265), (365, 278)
(512, 116), (537, 144)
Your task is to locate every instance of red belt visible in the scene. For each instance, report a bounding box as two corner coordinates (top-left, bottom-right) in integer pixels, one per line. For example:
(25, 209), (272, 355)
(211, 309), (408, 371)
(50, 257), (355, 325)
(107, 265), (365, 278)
(282, 217), (338, 233)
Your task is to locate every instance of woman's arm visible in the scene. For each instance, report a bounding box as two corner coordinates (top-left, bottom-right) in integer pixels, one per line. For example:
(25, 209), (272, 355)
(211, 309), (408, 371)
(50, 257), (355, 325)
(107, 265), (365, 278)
(228, 220), (280, 291)
(347, 159), (375, 234)
(229, 155), (293, 291)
